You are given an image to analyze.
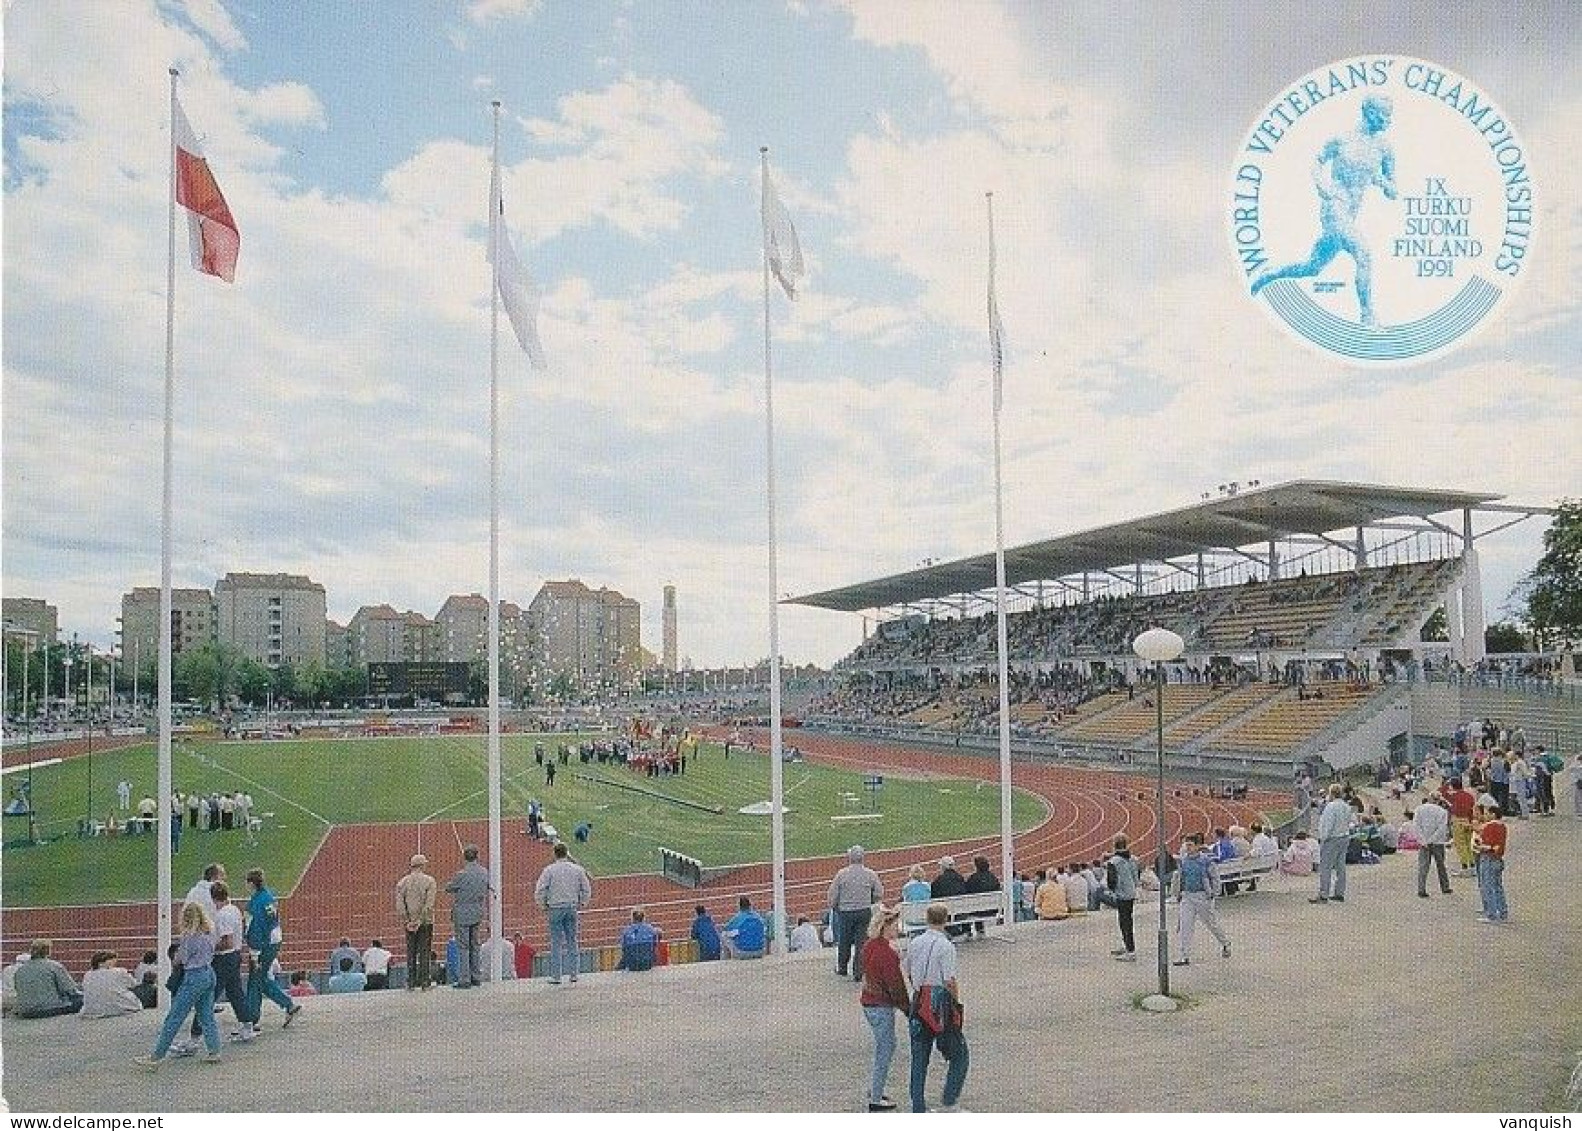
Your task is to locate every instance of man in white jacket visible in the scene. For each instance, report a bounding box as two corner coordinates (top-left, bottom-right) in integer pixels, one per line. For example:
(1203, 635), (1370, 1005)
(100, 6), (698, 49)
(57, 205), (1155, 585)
(1413, 795), (1453, 898)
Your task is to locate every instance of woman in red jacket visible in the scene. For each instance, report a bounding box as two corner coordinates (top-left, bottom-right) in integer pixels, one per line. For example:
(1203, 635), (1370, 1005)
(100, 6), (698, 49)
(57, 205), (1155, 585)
(860, 905), (908, 1111)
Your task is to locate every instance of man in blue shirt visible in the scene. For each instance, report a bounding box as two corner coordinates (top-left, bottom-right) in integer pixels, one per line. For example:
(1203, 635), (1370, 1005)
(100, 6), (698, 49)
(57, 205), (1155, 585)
(690, 905), (721, 961)
(721, 895), (766, 959)
(243, 869), (301, 1027)
(327, 957), (366, 993)
(618, 909), (661, 971)
(1170, 836), (1230, 966)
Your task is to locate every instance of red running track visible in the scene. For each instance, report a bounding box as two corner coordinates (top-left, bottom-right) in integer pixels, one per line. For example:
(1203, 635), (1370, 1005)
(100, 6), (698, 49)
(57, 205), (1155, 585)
(1, 730), (1279, 974)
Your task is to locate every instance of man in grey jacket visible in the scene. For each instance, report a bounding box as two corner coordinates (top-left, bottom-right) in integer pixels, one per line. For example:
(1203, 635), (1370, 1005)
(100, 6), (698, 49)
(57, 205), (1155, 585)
(1310, 784), (1352, 904)
(534, 842), (593, 985)
(1412, 795), (1454, 898)
(828, 844), (883, 980)
(445, 845), (491, 989)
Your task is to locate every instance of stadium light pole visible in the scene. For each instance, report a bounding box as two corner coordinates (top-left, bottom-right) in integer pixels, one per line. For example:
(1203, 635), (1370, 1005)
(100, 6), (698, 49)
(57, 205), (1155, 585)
(1134, 626), (1183, 999)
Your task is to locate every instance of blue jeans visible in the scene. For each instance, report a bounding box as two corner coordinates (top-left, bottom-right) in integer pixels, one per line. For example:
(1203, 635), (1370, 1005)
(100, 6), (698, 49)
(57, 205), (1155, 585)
(909, 1024), (968, 1112)
(863, 1005), (896, 1104)
(1476, 855), (1508, 920)
(548, 906), (579, 979)
(154, 965), (219, 1058)
(245, 941), (295, 1018)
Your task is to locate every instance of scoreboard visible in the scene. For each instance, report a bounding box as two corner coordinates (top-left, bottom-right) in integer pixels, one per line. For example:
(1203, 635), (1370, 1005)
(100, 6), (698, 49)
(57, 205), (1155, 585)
(366, 662), (471, 700)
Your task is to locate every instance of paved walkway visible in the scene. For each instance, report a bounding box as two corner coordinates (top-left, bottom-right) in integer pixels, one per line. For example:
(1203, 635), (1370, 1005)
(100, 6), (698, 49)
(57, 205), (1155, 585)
(4, 807), (1578, 1112)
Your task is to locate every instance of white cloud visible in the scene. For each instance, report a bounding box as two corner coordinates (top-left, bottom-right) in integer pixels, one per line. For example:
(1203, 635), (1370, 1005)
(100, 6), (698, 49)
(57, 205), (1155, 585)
(465, 0), (543, 25)
(179, 0), (245, 53)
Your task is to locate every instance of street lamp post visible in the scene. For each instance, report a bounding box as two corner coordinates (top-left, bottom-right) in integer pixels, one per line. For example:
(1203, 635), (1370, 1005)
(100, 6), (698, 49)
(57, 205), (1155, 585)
(1133, 626), (1185, 1000)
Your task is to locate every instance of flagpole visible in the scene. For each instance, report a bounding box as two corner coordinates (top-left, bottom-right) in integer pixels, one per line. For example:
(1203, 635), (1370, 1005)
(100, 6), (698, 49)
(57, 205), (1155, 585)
(988, 191), (1015, 928)
(760, 147), (787, 957)
(487, 100), (505, 980)
(157, 67), (178, 1001)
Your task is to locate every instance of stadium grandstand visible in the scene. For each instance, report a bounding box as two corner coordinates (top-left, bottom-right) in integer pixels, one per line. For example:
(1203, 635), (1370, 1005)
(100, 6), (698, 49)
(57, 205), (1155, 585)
(792, 481), (1567, 782)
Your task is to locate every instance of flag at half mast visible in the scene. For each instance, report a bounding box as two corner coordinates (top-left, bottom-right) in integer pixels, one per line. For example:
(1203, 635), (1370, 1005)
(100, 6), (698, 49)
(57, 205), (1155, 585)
(172, 95), (238, 283)
(489, 164), (548, 369)
(761, 166), (803, 300)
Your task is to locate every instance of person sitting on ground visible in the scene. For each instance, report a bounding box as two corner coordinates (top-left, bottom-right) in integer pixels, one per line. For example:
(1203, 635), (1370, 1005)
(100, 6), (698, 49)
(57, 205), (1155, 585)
(573, 821), (592, 844)
(1035, 870), (1070, 920)
(788, 915), (822, 953)
(690, 905), (722, 962)
(132, 949), (159, 985)
(1377, 817), (1400, 853)
(619, 909), (662, 971)
(13, 940), (82, 1018)
(328, 937), (360, 976)
(900, 865), (932, 904)
(478, 934), (516, 982)
(722, 895), (767, 960)
(1280, 831), (1317, 876)
(512, 933), (535, 979)
(1228, 826), (1253, 858)
(1396, 810), (1423, 852)
(1061, 863), (1089, 915)
(361, 939), (393, 990)
(132, 967), (159, 1010)
(288, 971), (317, 998)
(327, 957), (367, 994)
(80, 951), (142, 1018)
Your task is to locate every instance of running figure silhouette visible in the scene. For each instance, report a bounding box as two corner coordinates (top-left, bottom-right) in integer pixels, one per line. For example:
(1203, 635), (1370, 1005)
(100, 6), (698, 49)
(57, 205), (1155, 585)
(1251, 95), (1398, 326)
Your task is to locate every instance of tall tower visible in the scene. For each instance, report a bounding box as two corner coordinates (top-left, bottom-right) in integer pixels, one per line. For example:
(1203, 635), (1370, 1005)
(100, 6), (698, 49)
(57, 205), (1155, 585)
(662, 584), (678, 673)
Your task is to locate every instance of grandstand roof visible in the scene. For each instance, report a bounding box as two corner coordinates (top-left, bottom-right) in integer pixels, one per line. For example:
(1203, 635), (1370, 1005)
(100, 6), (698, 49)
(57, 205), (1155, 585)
(788, 480), (1501, 613)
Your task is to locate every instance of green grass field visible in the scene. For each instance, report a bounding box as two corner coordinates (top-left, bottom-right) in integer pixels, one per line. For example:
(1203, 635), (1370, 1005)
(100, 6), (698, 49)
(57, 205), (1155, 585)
(1, 734), (1046, 907)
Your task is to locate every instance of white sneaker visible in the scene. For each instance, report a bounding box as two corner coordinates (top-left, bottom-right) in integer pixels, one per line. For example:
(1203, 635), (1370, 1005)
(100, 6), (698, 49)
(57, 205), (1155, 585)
(168, 1041), (198, 1058)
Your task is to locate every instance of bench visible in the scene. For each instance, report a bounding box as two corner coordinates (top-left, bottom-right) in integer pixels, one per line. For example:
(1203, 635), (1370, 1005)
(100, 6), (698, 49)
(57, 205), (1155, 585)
(898, 892), (1006, 939)
(1214, 854), (1278, 895)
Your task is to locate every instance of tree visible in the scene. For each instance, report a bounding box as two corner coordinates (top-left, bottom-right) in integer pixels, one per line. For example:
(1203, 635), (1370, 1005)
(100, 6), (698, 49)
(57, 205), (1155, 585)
(236, 660), (273, 706)
(294, 661), (331, 708)
(1484, 621), (1529, 654)
(173, 643), (244, 710)
(1513, 498), (1582, 650)
(1420, 607), (1448, 642)
(272, 662), (297, 705)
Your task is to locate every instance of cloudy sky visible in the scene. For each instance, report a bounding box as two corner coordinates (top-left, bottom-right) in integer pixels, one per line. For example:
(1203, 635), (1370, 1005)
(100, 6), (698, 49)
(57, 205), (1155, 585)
(4, 1), (1578, 666)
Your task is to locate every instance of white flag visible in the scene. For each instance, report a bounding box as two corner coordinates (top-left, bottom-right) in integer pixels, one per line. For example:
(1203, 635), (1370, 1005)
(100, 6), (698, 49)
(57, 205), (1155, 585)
(988, 207), (1005, 412)
(489, 164), (547, 369)
(761, 166), (804, 300)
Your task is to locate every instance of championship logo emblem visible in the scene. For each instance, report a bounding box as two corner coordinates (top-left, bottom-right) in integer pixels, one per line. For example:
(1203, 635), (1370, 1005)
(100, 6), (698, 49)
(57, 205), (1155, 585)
(1230, 56), (1534, 364)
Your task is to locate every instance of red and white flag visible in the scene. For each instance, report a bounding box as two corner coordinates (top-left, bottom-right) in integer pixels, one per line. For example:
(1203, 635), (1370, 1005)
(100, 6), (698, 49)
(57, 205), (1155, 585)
(172, 95), (239, 283)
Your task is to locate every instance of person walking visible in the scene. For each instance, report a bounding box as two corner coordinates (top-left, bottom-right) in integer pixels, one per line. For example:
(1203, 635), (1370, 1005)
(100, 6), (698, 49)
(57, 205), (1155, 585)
(445, 845), (491, 988)
(209, 882), (253, 1042)
(828, 845), (883, 980)
(1472, 804), (1510, 923)
(242, 868), (301, 1028)
(534, 841), (592, 985)
(903, 902), (968, 1113)
(135, 903), (222, 1069)
(1311, 784), (1352, 903)
(395, 853), (438, 990)
(1412, 795), (1453, 898)
(1171, 835), (1230, 965)
(859, 905), (907, 1112)
(1105, 836), (1140, 961)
